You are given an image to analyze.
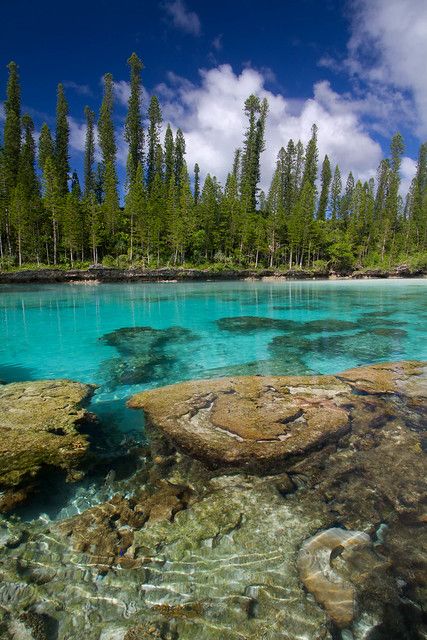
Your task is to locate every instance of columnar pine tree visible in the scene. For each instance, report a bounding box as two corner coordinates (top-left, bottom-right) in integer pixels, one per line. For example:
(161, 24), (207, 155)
(317, 155), (332, 221)
(164, 124), (175, 189)
(174, 128), (186, 193)
(55, 84), (70, 194)
(241, 95), (268, 212)
(83, 107), (96, 197)
(1, 61), (21, 256)
(409, 142), (427, 248)
(330, 165), (342, 222)
(38, 124), (55, 172)
(194, 163), (200, 205)
(3, 62), (21, 200)
(147, 95), (162, 189)
(125, 53), (144, 185)
(98, 73), (119, 239)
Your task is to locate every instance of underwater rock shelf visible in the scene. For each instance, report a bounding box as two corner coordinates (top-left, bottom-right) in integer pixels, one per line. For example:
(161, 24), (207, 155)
(0, 360), (426, 639)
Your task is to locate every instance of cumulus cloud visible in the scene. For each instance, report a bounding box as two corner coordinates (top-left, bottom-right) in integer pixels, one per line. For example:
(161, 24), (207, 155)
(68, 117), (87, 155)
(113, 80), (131, 107)
(0, 103), (5, 122)
(163, 0), (201, 36)
(156, 64), (383, 192)
(344, 0), (427, 137)
(401, 156), (417, 198)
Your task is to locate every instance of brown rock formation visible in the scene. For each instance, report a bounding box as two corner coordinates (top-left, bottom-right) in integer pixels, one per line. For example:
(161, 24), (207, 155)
(0, 379), (96, 512)
(129, 375), (353, 471)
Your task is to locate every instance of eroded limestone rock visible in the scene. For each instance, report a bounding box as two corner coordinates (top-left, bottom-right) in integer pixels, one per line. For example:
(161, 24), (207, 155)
(339, 360), (427, 396)
(129, 375), (352, 471)
(0, 380), (96, 512)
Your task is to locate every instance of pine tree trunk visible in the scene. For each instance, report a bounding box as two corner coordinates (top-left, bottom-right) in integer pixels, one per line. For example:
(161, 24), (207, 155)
(18, 232), (22, 267)
(53, 218), (57, 265)
(130, 212), (134, 264)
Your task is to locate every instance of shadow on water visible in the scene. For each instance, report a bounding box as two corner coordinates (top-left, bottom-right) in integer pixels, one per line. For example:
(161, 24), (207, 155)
(0, 363), (35, 383)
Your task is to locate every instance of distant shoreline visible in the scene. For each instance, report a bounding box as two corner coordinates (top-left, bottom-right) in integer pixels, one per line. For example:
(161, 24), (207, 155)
(0, 266), (426, 284)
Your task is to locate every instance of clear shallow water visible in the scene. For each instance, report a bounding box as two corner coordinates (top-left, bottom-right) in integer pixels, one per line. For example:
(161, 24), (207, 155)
(0, 279), (426, 435)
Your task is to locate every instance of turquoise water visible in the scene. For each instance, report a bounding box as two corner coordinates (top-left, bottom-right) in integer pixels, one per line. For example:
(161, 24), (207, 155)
(0, 279), (426, 433)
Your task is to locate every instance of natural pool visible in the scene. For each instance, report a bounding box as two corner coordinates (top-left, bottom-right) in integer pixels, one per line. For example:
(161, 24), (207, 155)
(1, 278), (426, 434)
(0, 279), (426, 640)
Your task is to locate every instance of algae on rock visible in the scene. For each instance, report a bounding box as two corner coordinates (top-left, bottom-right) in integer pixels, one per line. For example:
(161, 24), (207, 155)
(0, 379), (96, 512)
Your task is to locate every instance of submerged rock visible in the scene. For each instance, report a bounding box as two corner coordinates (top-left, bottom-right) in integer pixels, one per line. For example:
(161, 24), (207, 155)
(0, 379), (96, 512)
(297, 528), (371, 628)
(100, 325), (198, 386)
(216, 316), (299, 332)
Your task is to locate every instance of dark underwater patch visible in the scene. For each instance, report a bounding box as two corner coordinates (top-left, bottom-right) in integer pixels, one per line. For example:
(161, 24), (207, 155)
(370, 328), (407, 338)
(293, 319), (359, 334)
(356, 317), (408, 329)
(205, 356), (314, 378)
(269, 330), (398, 364)
(216, 316), (298, 333)
(0, 363), (35, 383)
(99, 325), (198, 387)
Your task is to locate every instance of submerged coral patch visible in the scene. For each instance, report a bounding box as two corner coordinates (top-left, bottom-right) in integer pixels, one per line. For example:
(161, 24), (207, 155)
(216, 316), (298, 333)
(270, 330), (401, 364)
(99, 325), (198, 386)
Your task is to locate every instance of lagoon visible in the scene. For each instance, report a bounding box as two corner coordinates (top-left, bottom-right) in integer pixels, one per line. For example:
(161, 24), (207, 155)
(0, 278), (426, 434)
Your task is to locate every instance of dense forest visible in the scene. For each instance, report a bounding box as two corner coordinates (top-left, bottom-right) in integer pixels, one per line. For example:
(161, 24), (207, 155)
(0, 54), (426, 271)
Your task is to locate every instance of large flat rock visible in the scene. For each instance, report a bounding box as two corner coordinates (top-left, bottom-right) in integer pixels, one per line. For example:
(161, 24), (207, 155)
(129, 361), (427, 472)
(129, 374), (353, 471)
(0, 379), (96, 511)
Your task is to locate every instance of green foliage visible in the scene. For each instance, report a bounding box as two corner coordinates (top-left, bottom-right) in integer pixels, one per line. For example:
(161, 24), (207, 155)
(83, 107), (96, 197)
(55, 83), (70, 194)
(0, 55), (426, 273)
(125, 53), (144, 184)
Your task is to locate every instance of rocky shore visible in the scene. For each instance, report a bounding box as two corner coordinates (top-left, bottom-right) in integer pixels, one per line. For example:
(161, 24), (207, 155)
(0, 360), (425, 639)
(0, 264), (426, 284)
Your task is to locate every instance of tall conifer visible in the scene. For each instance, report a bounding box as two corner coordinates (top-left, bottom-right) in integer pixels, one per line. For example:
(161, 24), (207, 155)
(125, 53), (144, 184)
(55, 83), (70, 194)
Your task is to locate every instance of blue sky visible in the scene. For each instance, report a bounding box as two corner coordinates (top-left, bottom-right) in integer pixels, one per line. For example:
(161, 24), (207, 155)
(1, 0), (426, 197)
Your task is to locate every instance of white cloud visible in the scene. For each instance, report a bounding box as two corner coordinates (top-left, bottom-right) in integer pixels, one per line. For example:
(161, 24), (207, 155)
(212, 35), (223, 51)
(68, 117), (87, 154)
(401, 156), (417, 198)
(114, 80), (131, 107)
(346, 0), (427, 137)
(63, 81), (93, 97)
(0, 103), (5, 122)
(158, 64), (383, 192)
(163, 0), (201, 36)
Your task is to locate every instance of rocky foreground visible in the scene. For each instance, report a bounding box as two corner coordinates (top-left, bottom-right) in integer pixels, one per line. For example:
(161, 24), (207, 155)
(0, 361), (426, 639)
